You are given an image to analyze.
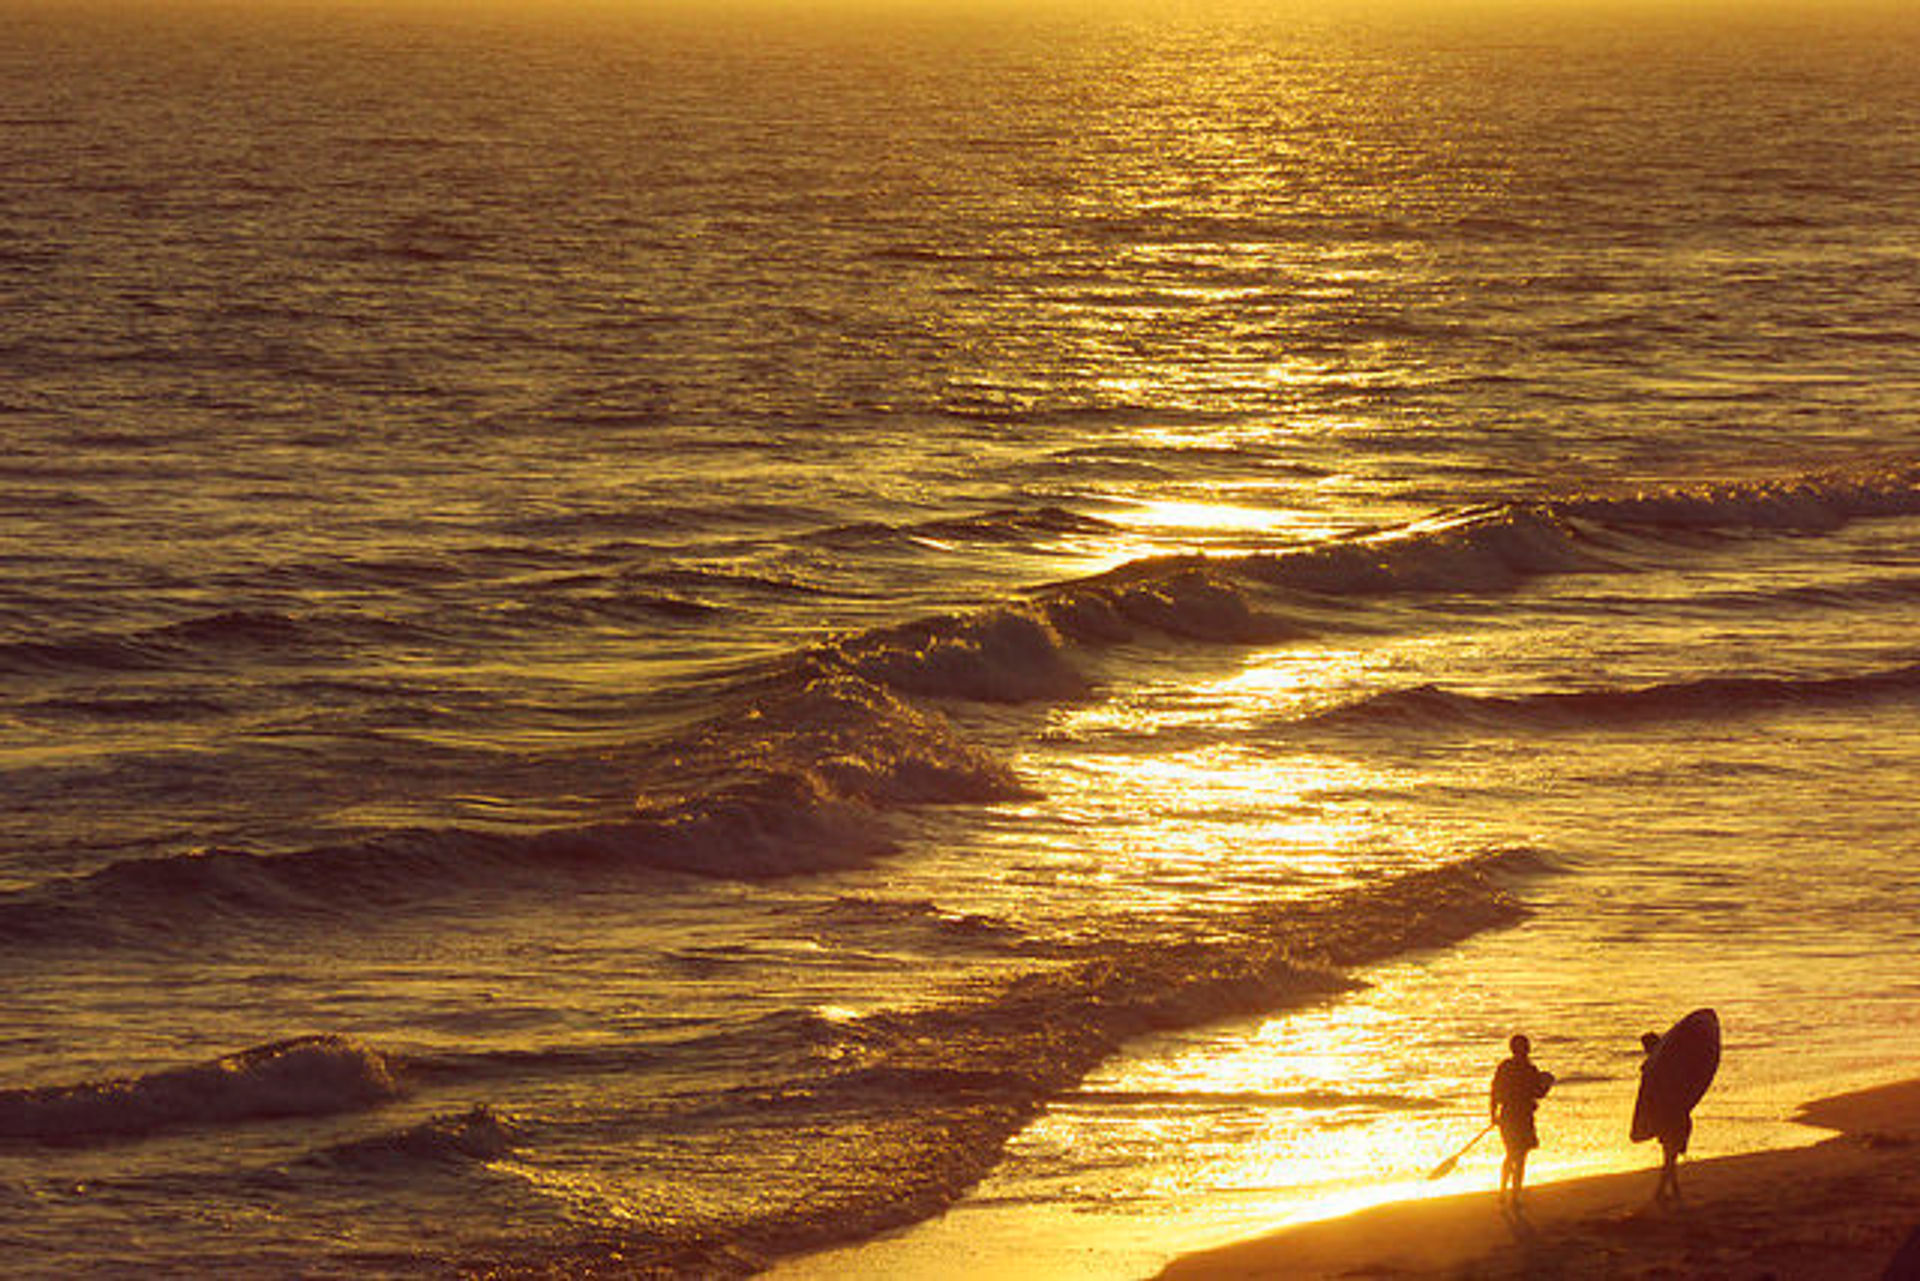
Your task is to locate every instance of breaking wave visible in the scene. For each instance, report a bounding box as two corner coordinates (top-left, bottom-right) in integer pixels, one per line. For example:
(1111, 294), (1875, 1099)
(1229, 465), (1920, 601)
(0, 1035), (402, 1145)
(0, 676), (1031, 945)
(6, 466), (1912, 947)
(808, 467), (1920, 689)
(791, 609), (1092, 703)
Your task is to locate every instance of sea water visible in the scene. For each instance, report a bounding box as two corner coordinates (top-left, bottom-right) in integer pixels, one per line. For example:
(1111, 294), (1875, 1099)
(2, 1), (1918, 1275)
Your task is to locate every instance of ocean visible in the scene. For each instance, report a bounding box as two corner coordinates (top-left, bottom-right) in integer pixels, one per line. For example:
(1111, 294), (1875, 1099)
(2, 1), (1917, 1276)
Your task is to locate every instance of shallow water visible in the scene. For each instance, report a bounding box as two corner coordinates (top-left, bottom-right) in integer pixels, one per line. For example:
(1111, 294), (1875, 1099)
(3, 1), (1918, 1275)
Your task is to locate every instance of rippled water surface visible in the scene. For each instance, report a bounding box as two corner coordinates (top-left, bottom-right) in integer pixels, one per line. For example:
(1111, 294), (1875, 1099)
(3, 2), (1917, 1275)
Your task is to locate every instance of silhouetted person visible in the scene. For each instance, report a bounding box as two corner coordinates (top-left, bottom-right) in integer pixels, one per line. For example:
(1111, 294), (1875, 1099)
(1490, 1033), (1554, 1208)
(1641, 1030), (1689, 1205)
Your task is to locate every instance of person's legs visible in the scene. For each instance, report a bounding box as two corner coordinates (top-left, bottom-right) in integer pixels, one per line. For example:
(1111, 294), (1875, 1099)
(1498, 1139), (1522, 1203)
(1654, 1139), (1680, 1204)
(1497, 1120), (1535, 1207)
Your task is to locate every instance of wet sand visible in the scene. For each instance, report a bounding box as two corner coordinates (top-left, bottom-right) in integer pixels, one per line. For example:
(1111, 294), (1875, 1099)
(1157, 1078), (1920, 1280)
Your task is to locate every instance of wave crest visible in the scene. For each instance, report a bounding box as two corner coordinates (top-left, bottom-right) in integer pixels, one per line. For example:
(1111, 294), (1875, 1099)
(1310, 661), (1920, 732)
(617, 675), (1034, 877)
(1243, 504), (1613, 597)
(812, 609), (1089, 703)
(1557, 464), (1920, 532)
(1043, 560), (1297, 644)
(1214, 464), (1920, 601)
(306, 1105), (520, 1171)
(0, 1035), (402, 1144)
(638, 675), (1030, 809)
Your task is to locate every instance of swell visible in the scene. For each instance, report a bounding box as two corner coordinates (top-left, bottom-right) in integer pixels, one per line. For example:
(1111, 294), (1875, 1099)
(1310, 659), (1920, 734)
(803, 504), (1118, 551)
(0, 503), (1107, 679)
(0, 608), (437, 677)
(464, 847), (1542, 1277)
(0, 592), (714, 679)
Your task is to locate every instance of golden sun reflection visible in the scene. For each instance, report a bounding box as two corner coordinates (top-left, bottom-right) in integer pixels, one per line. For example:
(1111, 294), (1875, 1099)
(1070, 493), (1354, 583)
(1211, 649), (1390, 715)
(1005, 644), (1424, 911)
(1113, 498), (1311, 534)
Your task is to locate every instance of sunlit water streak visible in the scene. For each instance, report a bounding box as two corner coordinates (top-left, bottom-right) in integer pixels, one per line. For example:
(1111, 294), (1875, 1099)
(2, 1), (1918, 1276)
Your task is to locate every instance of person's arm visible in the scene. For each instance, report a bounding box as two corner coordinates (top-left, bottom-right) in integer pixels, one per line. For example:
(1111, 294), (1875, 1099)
(1489, 1066), (1501, 1122)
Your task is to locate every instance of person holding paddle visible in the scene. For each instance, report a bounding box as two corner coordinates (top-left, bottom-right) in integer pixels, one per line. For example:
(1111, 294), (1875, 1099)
(1490, 1033), (1555, 1209)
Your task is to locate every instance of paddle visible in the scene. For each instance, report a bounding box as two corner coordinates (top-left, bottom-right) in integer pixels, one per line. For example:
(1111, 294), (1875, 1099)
(1427, 1122), (1495, 1180)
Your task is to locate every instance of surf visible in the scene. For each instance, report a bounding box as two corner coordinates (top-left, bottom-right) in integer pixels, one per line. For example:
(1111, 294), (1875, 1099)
(6, 464), (1916, 949)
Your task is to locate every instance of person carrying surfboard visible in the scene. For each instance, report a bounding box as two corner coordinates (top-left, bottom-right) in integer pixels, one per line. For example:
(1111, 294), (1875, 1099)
(1632, 1009), (1721, 1208)
(1639, 1031), (1686, 1203)
(1490, 1033), (1554, 1208)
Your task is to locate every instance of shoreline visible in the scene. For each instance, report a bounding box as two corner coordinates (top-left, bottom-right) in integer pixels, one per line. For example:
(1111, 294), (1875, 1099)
(1156, 1078), (1920, 1280)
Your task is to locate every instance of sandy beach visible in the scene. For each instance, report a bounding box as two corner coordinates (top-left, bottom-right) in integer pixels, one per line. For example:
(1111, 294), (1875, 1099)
(1158, 1079), (1920, 1281)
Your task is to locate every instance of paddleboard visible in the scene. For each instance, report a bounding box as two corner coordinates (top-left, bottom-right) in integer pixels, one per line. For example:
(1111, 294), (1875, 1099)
(1631, 1007), (1720, 1144)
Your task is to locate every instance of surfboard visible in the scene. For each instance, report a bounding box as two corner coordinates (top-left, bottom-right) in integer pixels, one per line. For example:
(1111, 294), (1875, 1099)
(1631, 1007), (1720, 1143)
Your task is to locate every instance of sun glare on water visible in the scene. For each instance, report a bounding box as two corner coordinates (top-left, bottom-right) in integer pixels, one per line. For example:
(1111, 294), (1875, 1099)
(981, 642), (1423, 935)
(1116, 499), (1312, 535)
